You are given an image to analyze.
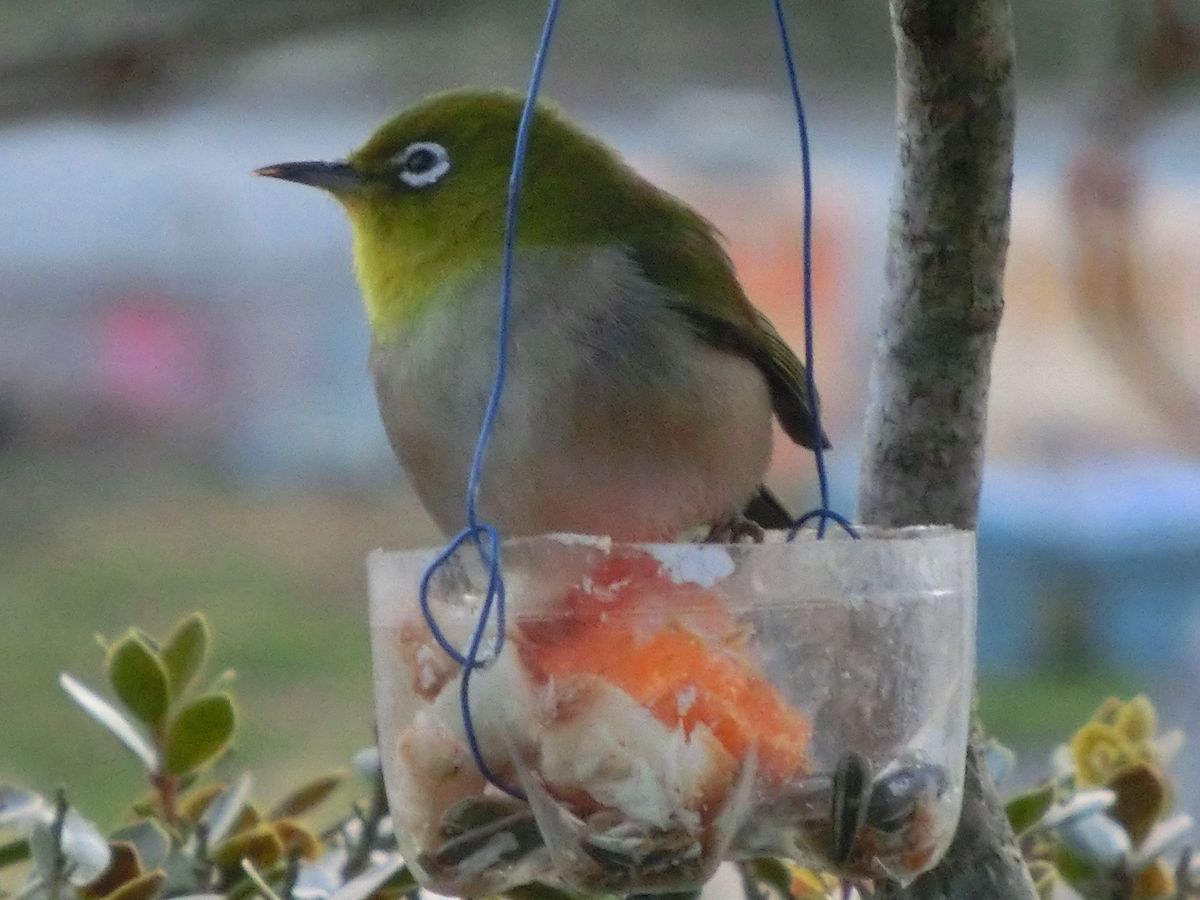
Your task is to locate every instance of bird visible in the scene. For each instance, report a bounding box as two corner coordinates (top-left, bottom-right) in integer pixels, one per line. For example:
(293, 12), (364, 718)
(256, 89), (826, 542)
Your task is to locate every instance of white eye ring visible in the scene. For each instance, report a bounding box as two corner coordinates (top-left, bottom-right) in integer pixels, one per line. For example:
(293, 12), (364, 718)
(395, 141), (450, 188)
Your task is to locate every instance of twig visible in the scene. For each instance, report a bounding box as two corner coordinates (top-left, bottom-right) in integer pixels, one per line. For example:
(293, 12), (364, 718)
(341, 763), (389, 880)
(857, 0), (1034, 898)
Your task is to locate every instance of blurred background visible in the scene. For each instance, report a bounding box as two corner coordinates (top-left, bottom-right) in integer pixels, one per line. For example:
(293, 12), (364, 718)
(1, 0), (1198, 824)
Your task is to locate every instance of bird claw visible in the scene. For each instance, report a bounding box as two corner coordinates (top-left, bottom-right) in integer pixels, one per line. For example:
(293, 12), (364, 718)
(703, 516), (766, 544)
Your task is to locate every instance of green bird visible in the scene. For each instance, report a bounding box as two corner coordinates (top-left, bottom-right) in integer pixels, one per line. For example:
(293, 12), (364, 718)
(257, 90), (826, 542)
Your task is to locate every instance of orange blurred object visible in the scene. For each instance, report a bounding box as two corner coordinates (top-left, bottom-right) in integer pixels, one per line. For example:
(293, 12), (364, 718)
(516, 551), (811, 781)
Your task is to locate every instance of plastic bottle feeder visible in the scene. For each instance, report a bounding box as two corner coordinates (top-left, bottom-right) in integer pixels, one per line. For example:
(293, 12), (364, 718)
(368, 526), (976, 895)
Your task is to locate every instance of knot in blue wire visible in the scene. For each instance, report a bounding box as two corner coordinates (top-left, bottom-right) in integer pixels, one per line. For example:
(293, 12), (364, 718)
(415, 0), (562, 801)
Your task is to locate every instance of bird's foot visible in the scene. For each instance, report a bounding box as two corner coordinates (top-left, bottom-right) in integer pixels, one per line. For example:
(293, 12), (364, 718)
(703, 515), (765, 544)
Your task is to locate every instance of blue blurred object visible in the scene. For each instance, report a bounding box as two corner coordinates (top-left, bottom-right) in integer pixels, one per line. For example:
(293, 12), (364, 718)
(977, 461), (1200, 673)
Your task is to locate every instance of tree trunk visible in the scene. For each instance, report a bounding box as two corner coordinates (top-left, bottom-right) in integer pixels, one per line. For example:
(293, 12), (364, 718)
(857, 1), (1034, 898)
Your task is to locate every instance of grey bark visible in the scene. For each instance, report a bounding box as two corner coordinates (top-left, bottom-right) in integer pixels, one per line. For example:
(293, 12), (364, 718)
(857, 1), (1034, 899)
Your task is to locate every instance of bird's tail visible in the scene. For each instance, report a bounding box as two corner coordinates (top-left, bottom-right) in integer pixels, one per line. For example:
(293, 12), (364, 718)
(742, 485), (793, 530)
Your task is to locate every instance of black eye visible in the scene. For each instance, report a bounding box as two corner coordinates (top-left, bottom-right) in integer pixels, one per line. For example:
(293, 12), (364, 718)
(404, 148), (437, 173)
(395, 141), (450, 188)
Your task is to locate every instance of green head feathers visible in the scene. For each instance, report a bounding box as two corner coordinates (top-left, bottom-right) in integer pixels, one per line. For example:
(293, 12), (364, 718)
(258, 90), (656, 334)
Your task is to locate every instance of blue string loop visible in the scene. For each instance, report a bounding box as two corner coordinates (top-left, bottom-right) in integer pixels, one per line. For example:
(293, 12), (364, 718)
(416, 0), (562, 801)
(772, 0), (858, 542)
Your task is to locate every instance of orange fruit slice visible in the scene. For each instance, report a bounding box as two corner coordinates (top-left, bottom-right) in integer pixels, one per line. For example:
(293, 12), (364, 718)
(516, 550), (810, 781)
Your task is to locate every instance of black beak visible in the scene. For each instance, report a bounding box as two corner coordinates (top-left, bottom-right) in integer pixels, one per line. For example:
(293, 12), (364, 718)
(254, 160), (365, 193)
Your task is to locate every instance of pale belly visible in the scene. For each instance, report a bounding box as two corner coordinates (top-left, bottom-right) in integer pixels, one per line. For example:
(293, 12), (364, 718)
(370, 248), (774, 541)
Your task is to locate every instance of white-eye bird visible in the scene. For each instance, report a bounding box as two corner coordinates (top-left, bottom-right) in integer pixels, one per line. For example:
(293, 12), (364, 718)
(257, 90), (826, 542)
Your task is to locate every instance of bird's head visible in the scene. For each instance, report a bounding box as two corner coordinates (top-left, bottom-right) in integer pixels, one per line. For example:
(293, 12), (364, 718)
(257, 90), (631, 336)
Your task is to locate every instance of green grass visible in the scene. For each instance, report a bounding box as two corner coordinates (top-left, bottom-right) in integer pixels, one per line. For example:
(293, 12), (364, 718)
(0, 446), (440, 825)
(980, 668), (1147, 745)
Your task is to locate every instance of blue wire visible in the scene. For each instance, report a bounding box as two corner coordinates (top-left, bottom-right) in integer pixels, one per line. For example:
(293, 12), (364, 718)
(772, 0), (857, 542)
(418, 0), (855, 801)
(417, 0), (563, 801)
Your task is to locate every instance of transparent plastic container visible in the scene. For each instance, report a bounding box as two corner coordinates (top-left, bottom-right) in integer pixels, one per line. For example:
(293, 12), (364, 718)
(368, 527), (976, 896)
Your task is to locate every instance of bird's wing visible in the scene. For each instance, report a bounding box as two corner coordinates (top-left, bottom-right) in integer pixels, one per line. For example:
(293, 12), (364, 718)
(626, 199), (829, 450)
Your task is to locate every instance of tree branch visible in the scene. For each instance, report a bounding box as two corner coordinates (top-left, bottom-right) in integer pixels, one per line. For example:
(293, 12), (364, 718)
(857, 1), (1032, 898)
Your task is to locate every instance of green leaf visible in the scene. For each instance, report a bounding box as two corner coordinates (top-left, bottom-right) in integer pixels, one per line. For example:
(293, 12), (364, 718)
(267, 771), (346, 820)
(271, 820), (320, 861)
(1006, 783), (1056, 834)
(0, 785), (43, 827)
(82, 841), (142, 899)
(236, 859), (281, 900)
(60, 675), (159, 771)
(101, 869), (166, 900)
(107, 633), (171, 728)
(747, 857), (795, 896)
(160, 614), (210, 697)
(197, 773), (253, 848)
(109, 821), (170, 871)
(60, 808), (113, 886)
(163, 694), (235, 775)
(0, 837), (30, 869)
(211, 825), (284, 872)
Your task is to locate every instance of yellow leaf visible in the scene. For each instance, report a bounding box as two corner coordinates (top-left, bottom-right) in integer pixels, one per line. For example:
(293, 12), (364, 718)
(100, 870), (165, 900)
(211, 824), (284, 871)
(1091, 697), (1125, 726)
(178, 783), (225, 823)
(1071, 723), (1139, 786)
(1116, 695), (1158, 746)
(272, 820), (321, 861)
(786, 862), (840, 898)
(1131, 858), (1176, 897)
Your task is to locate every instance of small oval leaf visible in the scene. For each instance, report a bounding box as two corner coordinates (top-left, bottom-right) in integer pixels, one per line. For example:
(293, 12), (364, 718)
(160, 614), (210, 697)
(268, 772), (345, 820)
(82, 841), (143, 898)
(178, 783), (225, 824)
(108, 634), (171, 728)
(164, 694), (235, 775)
(101, 869), (166, 900)
(1057, 813), (1131, 868)
(1115, 695), (1157, 745)
(1006, 784), (1056, 835)
(0, 837), (31, 869)
(62, 808), (114, 886)
(0, 786), (43, 828)
(211, 824), (284, 872)
(60, 674), (159, 771)
(272, 820), (321, 861)
(109, 820), (170, 871)
(197, 773), (253, 849)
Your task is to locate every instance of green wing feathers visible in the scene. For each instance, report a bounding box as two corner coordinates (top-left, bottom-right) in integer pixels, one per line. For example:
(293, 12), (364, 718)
(627, 191), (829, 451)
(668, 301), (830, 451)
